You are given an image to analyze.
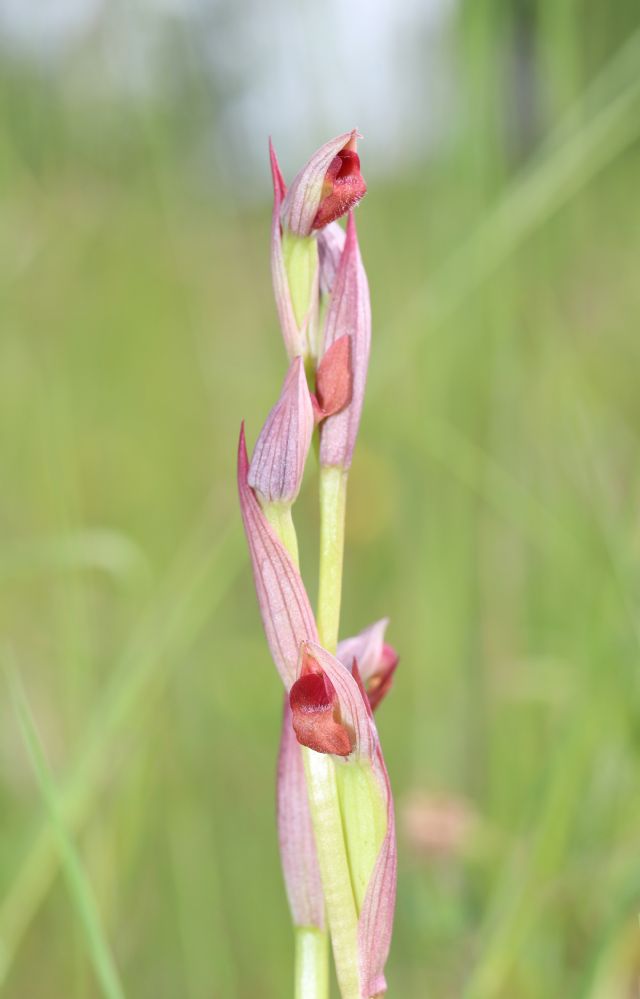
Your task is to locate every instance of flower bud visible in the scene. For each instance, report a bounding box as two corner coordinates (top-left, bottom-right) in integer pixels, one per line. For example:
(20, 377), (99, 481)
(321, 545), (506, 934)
(281, 130), (366, 238)
(247, 357), (313, 506)
(319, 212), (371, 470)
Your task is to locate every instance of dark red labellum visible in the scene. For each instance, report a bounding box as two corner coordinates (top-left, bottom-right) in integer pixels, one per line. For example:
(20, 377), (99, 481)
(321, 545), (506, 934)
(290, 655), (354, 757)
(312, 150), (367, 230)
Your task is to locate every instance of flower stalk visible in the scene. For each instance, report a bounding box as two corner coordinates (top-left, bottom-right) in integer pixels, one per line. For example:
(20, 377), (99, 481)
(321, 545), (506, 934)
(317, 466), (348, 653)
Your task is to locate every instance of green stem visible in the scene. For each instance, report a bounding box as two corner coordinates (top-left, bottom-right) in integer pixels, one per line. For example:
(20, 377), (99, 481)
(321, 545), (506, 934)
(264, 503), (300, 568)
(302, 748), (360, 999)
(317, 466), (348, 654)
(313, 463), (365, 998)
(294, 926), (329, 999)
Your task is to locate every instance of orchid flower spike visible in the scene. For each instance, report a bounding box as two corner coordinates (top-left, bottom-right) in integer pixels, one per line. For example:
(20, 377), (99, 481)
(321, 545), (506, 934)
(319, 211), (371, 470)
(281, 130), (367, 237)
(241, 128), (398, 998)
(248, 356), (313, 507)
(289, 643), (397, 997)
(338, 618), (399, 712)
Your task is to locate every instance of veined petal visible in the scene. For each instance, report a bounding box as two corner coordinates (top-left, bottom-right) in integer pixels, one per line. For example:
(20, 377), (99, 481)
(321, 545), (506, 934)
(318, 221), (346, 297)
(248, 357), (314, 505)
(237, 424), (317, 688)
(277, 698), (325, 930)
(319, 212), (371, 470)
(338, 619), (399, 712)
(281, 130), (365, 238)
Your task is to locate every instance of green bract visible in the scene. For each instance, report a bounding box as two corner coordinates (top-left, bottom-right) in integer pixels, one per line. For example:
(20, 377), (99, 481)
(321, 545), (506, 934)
(282, 230), (319, 357)
(336, 760), (387, 911)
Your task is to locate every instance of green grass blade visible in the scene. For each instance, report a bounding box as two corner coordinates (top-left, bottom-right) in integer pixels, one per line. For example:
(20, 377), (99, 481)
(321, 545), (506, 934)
(7, 666), (126, 999)
(0, 514), (244, 987)
(372, 40), (640, 392)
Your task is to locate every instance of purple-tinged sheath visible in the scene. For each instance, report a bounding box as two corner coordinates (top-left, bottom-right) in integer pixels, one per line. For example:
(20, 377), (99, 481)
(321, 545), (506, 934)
(237, 425), (317, 689)
(319, 212), (371, 470)
(281, 130), (367, 238)
(247, 357), (313, 506)
(277, 698), (325, 931)
(337, 619), (399, 712)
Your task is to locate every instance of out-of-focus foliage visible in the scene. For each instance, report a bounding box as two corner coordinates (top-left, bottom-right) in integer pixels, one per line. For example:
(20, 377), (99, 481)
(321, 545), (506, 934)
(1, 0), (640, 996)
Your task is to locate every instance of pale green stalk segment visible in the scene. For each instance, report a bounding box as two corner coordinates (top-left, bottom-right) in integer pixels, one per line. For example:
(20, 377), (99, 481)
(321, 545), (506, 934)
(7, 667), (126, 999)
(294, 927), (329, 999)
(264, 502), (300, 568)
(302, 748), (361, 999)
(335, 762), (387, 912)
(282, 231), (319, 355)
(317, 466), (348, 654)
(314, 463), (374, 996)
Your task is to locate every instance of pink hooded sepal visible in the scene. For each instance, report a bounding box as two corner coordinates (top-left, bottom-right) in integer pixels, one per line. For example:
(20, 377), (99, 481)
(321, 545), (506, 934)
(289, 643), (396, 995)
(277, 698), (325, 930)
(269, 140), (310, 360)
(237, 424), (318, 688)
(281, 130), (366, 238)
(319, 212), (371, 470)
(247, 357), (314, 506)
(337, 619), (399, 712)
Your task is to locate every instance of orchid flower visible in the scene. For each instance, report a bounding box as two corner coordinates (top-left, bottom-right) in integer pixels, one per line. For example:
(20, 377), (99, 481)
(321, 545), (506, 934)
(270, 131), (366, 367)
(281, 130), (367, 237)
(337, 619), (399, 713)
(290, 644), (397, 999)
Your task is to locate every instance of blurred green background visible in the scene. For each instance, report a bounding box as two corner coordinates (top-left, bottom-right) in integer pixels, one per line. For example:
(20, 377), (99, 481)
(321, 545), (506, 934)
(2, 0), (640, 995)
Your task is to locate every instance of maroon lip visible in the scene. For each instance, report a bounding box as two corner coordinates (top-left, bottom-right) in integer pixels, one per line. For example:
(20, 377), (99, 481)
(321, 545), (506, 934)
(312, 150), (367, 230)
